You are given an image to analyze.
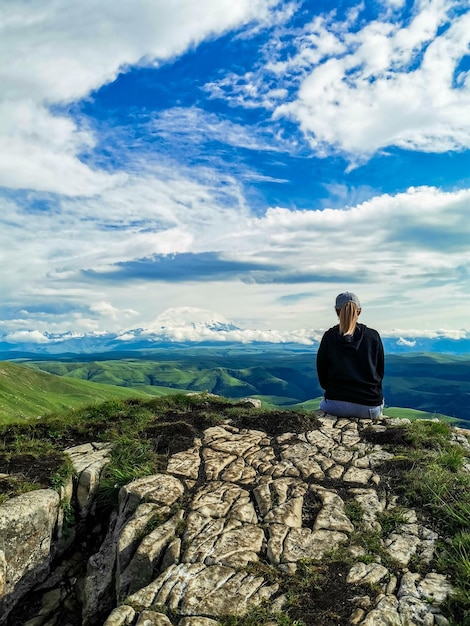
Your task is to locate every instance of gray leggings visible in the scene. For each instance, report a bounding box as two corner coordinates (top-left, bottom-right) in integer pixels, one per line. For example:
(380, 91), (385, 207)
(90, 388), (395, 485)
(320, 398), (383, 419)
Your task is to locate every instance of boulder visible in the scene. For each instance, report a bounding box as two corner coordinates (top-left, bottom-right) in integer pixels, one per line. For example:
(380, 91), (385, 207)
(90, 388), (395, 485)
(0, 489), (60, 623)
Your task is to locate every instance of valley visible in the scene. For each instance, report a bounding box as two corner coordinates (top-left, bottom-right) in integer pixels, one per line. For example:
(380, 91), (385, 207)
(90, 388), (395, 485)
(4, 350), (469, 425)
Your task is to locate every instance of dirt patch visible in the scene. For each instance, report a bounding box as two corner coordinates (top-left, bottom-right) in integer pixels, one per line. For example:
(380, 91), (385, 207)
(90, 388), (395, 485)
(144, 420), (199, 455)
(150, 407), (225, 431)
(229, 409), (320, 436)
(143, 404), (320, 454)
(379, 457), (416, 478)
(301, 489), (322, 527)
(0, 451), (66, 495)
(287, 561), (374, 626)
(362, 427), (410, 446)
(0, 421), (108, 449)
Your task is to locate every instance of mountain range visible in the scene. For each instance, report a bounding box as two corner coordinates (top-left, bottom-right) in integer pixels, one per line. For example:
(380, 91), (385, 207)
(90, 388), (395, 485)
(1, 307), (469, 356)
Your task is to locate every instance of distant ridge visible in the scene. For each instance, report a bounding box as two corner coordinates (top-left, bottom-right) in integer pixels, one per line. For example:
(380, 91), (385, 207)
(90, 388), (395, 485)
(1, 307), (468, 356)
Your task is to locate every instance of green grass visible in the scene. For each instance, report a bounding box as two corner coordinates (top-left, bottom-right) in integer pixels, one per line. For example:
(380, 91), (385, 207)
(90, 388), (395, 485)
(344, 500), (364, 525)
(3, 356), (461, 429)
(376, 508), (409, 535)
(288, 397), (322, 411)
(438, 532), (470, 602)
(127, 384), (194, 397)
(17, 352), (470, 425)
(95, 435), (164, 509)
(0, 361), (152, 424)
(376, 419), (470, 623)
(384, 406), (458, 423)
(1, 393), (315, 505)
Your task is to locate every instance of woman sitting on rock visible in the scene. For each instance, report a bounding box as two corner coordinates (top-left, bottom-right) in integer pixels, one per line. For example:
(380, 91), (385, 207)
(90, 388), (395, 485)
(316, 292), (384, 419)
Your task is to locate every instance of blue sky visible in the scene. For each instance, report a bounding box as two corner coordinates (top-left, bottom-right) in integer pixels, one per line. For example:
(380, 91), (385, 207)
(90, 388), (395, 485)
(0, 0), (469, 345)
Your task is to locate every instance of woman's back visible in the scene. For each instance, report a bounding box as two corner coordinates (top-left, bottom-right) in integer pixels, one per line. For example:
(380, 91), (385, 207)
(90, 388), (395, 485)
(316, 292), (384, 418)
(317, 322), (383, 405)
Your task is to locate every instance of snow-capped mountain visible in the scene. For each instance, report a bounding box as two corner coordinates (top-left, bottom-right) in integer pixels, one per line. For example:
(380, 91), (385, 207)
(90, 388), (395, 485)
(0, 307), (468, 356)
(145, 307), (241, 334)
(0, 307), (319, 355)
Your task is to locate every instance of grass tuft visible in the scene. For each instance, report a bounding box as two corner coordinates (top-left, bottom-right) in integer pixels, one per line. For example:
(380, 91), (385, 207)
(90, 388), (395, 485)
(405, 420), (452, 449)
(376, 508), (409, 536)
(344, 500), (364, 526)
(376, 418), (470, 622)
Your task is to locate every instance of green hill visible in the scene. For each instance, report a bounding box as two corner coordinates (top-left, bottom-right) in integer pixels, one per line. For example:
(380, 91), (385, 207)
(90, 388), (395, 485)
(20, 357), (311, 408)
(18, 352), (470, 425)
(0, 361), (175, 424)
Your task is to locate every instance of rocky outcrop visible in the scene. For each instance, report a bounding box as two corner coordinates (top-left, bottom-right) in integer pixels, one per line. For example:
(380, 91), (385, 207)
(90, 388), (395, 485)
(66, 442), (113, 519)
(0, 442), (113, 624)
(0, 489), (60, 619)
(96, 416), (454, 626)
(1, 411), (467, 626)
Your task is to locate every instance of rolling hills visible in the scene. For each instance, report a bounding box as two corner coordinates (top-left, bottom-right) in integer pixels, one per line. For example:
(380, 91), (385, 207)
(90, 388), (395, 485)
(0, 361), (182, 424)
(11, 350), (470, 425)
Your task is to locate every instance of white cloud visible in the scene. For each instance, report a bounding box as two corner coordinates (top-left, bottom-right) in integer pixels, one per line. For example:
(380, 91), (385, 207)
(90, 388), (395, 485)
(396, 337), (417, 347)
(2, 0), (280, 102)
(2, 182), (469, 333)
(204, 0), (470, 159)
(0, 0), (280, 194)
(149, 326), (317, 345)
(89, 301), (138, 319)
(0, 164), (253, 301)
(386, 329), (468, 340)
(0, 102), (125, 195)
(149, 107), (296, 154)
(275, 1), (470, 157)
(381, 0), (406, 8)
(1, 0), (469, 337)
(6, 330), (50, 344)
(203, 10), (348, 110)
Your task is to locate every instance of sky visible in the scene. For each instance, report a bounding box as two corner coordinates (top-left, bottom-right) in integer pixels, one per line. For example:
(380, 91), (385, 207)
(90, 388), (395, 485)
(1, 0), (469, 345)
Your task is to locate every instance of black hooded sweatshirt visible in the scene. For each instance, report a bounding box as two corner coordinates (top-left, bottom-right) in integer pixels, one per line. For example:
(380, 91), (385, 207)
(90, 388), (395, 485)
(316, 323), (384, 406)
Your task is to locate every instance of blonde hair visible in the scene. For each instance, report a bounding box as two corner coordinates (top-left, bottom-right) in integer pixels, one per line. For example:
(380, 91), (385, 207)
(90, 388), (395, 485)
(337, 301), (360, 336)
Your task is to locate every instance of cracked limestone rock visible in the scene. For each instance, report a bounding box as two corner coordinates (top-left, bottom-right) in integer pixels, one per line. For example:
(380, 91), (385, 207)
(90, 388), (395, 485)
(4, 412), (457, 626)
(0, 489), (60, 622)
(96, 420), (455, 625)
